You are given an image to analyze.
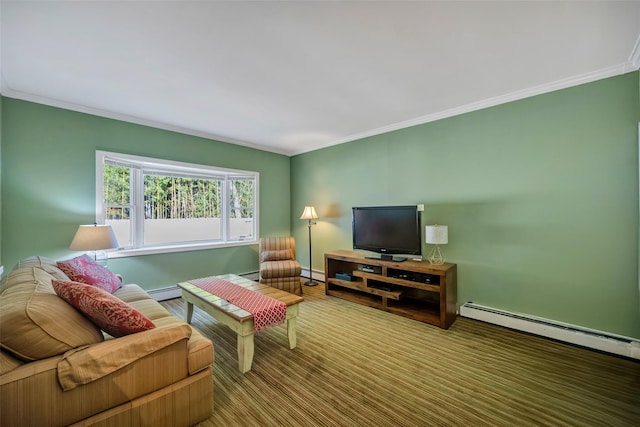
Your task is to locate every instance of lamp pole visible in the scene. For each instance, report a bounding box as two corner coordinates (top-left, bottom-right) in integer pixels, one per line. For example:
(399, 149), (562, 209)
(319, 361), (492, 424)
(305, 219), (317, 286)
(300, 206), (319, 286)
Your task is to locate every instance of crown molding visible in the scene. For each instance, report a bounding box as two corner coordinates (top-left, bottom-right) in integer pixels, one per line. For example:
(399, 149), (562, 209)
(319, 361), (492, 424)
(0, 87), (294, 156)
(2, 63), (634, 158)
(296, 62), (635, 156)
(629, 34), (640, 70)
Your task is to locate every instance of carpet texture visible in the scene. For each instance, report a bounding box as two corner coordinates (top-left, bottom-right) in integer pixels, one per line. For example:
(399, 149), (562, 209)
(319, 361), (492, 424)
(161, 281), (640, 426)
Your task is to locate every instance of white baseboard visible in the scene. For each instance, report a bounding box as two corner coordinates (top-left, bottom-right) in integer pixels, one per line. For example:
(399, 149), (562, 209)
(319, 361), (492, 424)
(148, 286), (182, 301)
(148, 270), (324, 302)
(148, 271), (260, 302)
(243, 271), (259, 281)
(460, 302), (640, 360)
(302, 268), (325, 283)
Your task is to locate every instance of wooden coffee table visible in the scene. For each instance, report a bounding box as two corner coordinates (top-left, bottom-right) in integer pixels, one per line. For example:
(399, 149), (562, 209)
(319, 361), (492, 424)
(177, 274), (304, 373)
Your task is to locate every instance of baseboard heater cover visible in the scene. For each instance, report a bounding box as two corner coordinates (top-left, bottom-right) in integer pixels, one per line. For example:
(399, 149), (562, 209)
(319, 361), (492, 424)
(148, 271), (260, 302)
(302, 268), (325, 283)
(460, 303), (640, 360)
(148, 286), (182, 301)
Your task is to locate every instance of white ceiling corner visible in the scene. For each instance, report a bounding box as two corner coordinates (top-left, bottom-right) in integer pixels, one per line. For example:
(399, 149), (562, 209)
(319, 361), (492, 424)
(629, 33), (640, 70)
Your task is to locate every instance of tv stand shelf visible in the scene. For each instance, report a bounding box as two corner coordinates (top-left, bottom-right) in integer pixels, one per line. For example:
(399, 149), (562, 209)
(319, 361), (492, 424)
(324, 250), (457, 329)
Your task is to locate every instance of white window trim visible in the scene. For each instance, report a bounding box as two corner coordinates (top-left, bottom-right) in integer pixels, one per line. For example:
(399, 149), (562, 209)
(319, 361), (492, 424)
(96, 150), (259, 258)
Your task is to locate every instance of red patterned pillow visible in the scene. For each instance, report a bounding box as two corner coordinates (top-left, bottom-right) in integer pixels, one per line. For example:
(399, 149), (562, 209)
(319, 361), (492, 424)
(52, 279), (155, 337)
(57, 254), (122, 293)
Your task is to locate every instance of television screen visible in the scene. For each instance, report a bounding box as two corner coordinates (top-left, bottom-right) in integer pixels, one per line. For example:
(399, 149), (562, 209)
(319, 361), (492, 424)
(352, 205), (421, 261)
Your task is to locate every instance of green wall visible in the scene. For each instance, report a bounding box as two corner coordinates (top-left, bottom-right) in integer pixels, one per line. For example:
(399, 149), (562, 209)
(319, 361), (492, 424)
(0, 96), (3, 269)
(291, 72), (640, 338)
(1, 98), (291, 289)
(2, 72), (638, 338)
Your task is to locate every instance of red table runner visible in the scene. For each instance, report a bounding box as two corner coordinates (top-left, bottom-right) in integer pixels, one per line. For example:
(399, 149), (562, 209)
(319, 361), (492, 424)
(187, 277), (287, 332)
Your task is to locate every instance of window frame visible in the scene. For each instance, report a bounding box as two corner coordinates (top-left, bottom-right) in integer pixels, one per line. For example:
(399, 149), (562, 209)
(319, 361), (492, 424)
(96, 150), (259, 258)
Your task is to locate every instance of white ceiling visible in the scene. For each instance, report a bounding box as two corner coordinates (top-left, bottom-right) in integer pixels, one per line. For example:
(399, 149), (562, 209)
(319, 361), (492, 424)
(2, 1), (639, 156)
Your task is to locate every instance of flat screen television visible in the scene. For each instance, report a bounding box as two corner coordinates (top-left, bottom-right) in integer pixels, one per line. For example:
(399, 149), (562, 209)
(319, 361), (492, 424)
(352, 205), (422, 262)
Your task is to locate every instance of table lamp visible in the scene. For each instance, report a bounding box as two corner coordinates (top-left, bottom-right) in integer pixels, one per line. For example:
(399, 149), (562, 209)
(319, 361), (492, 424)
(425, 225), (448, 265)
(69, 223), (119, 265)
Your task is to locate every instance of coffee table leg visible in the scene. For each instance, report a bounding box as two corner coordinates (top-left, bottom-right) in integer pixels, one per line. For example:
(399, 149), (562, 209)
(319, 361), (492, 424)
(185, 301), (194, 324)
(287, 317), (297, 349)
(286, 304), (299, 349)
(237, 333), (254, 373)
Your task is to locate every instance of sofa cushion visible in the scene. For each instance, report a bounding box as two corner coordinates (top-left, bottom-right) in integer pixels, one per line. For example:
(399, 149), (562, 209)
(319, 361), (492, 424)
(1, 256), (70, 293)
(0, 350), (24, 375)
(150, 317), (215, 375)
(127, 299), (175, 322)
(117, 286), (214, 375)
(114, 283), (157, 304)
(57, 254), (122, 293)
(53, 280), (155, 338)
(14, 256), (70, 281)
(261, 249), (294, 261)
(57, 323), (192, 391)
(0, 268), (104, 361)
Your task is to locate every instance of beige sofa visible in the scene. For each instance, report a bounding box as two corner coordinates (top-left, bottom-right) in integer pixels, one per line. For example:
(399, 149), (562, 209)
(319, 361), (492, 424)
(0, 256), (214, 427)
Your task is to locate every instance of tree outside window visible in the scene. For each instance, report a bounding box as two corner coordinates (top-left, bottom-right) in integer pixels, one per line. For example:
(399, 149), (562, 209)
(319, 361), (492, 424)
(98, 151), (258, 256)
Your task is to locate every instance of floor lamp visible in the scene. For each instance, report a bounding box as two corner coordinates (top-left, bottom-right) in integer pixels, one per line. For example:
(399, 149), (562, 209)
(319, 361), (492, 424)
(300, 206), (319, 286)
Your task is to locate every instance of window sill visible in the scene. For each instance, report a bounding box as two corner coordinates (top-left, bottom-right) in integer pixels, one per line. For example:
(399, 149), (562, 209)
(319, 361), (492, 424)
(107, 239), (257, 259)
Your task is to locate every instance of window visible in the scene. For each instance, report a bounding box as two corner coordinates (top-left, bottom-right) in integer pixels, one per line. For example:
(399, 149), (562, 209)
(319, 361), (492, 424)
(96, 151), (258, 257)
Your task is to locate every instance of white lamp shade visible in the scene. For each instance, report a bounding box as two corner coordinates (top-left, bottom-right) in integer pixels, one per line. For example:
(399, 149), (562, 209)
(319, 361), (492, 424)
(425, 225), (448, 245)
(69, 224), (120, 251)
(300, 206), (318, 220)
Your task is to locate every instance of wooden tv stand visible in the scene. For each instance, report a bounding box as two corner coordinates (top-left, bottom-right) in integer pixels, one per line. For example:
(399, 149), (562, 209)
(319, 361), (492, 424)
(324, 250), (457, 329)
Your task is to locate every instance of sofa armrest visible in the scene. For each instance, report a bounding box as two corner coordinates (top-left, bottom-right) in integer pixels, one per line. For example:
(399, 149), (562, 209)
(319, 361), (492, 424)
(1, 327), (195, 426)
(57, 323), (192, 390)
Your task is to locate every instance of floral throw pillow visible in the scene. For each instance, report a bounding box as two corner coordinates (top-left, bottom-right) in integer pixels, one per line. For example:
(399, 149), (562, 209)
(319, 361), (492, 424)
(52, 279), (155, 338)
(57, 254), (122, 293)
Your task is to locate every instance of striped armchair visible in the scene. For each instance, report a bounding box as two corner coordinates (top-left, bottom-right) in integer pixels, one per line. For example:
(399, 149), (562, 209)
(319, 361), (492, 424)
(259, 237), (303, 296)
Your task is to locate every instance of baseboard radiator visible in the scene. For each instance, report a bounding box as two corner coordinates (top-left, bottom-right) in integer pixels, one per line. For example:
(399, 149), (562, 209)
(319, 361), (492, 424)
(148, 286), (182, 301)
(302, 268), (325, 283)
(459, 303), (640, 360)
(147, 271), (260, 302)
(147, 269), (325, 302)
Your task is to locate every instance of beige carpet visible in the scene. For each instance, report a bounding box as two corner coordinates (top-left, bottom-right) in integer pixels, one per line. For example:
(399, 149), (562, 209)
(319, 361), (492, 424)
(161, 281), (640, 426)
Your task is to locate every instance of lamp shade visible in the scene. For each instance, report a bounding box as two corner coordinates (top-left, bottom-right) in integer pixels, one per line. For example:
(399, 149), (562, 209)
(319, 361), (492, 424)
(69, 224), (119, 251)
(300, 206), (318, 220)
(425, 225), (448, 245)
